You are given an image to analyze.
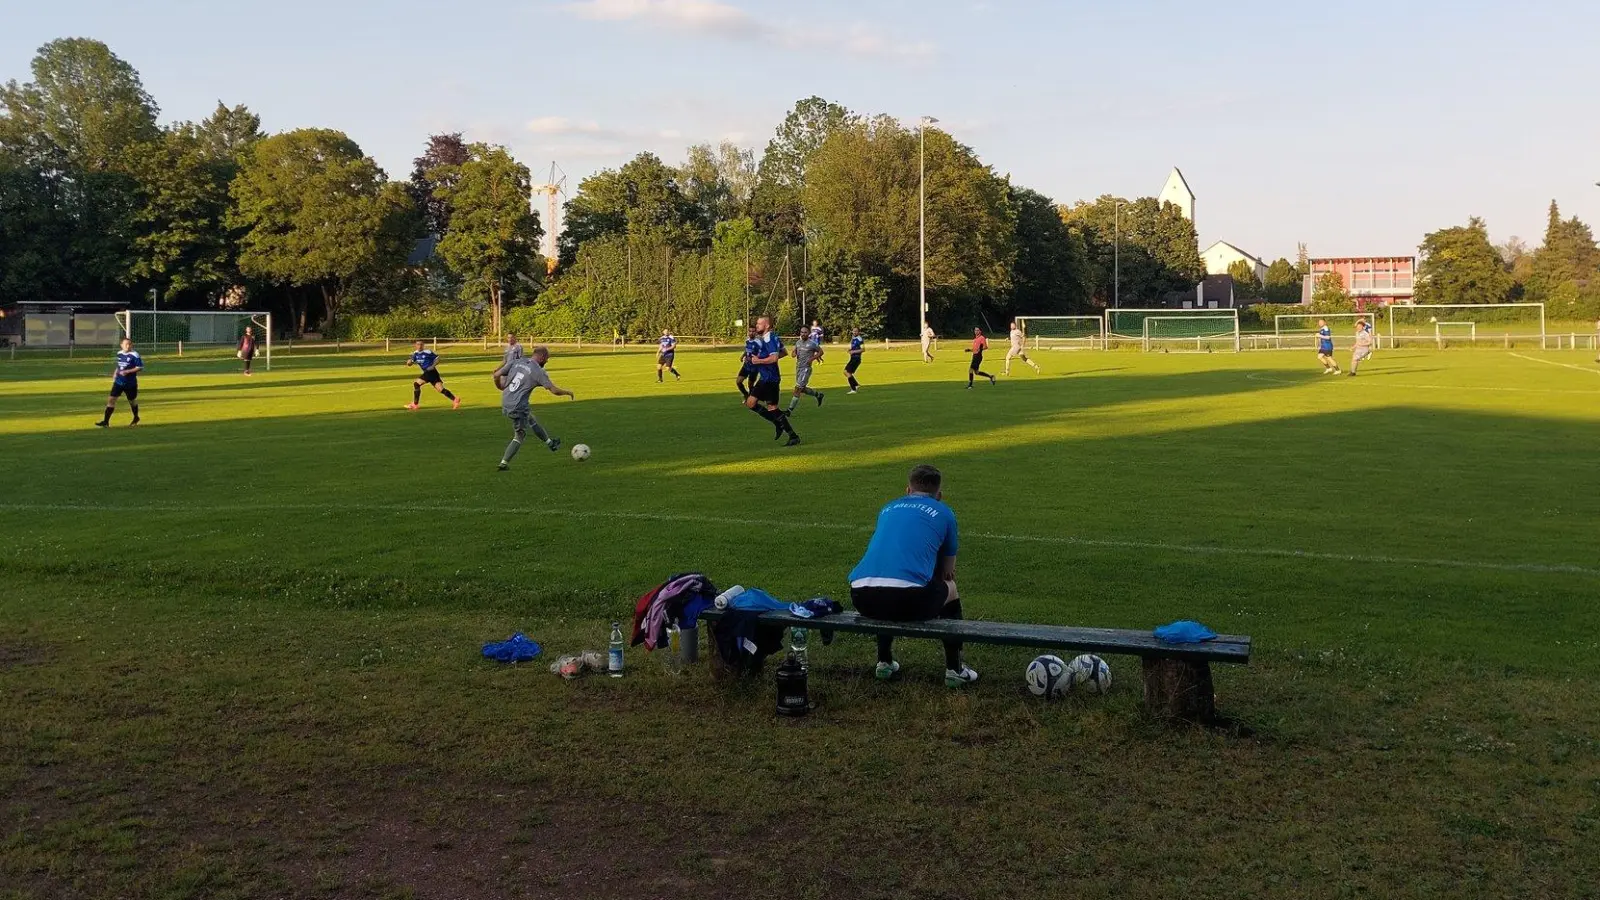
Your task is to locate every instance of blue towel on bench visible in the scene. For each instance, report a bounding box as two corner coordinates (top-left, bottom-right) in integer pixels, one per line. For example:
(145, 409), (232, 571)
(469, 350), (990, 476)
(1153, 620), (1217, 644)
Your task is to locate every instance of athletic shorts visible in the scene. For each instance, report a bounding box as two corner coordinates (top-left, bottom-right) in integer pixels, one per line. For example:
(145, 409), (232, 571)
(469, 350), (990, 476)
(504, 407), (538, 431)
(658, 351), (675, 365)
(1318, 345), (1334, 356)
(110, 380), (138, 401)
(845, 356), (862, 374)
(738, 364), (754, 379)
(751, 379), (780, 405)
(420, 368), (443, 386)
(793, 367), (812, 390)
(1353, 347), (1372, 361)
(970, 351), (984, 371)
(851, 582), (950, 621)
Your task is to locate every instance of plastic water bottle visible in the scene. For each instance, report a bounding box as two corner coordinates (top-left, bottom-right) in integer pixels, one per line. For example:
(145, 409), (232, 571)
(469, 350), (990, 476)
(664, 625), (684, 675)
(790, 625), (809, 671)
(713, 585), (745, 609)
(608, 622), (625, 677)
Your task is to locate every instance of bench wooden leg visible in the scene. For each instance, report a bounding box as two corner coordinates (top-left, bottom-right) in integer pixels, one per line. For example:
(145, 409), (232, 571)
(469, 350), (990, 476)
(1141, 657), (1215, 723)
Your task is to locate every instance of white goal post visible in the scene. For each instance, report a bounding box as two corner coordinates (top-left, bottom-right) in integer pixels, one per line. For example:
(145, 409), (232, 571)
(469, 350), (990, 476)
(1013, 316), (1106, 350)
(1386, 303), (1545, 349)
(1140, 314), (1241, 353)
(1274, 312), (1384, 350)
(116, 310), (273, 370)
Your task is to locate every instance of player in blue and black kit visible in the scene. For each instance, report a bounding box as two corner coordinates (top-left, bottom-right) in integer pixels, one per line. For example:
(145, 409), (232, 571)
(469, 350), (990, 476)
(1315, 319), (1341, 375)
(844, 328), (865, 393)
(735, 324), (758, 399)
(743, 315), (800, 446)
(656, 329), (681, 382)
(405, 341), (460, 410)
(96, 337), (143, 427)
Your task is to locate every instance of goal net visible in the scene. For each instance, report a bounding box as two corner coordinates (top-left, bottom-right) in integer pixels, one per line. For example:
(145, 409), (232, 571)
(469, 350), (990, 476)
(1386, 303), (1545, 349)
(1014, 316), (1105, 350)
(1140, 314), (1241, 352)
(117, 310), (273, 368)
(1274, 312), (1381, 350)
(1106, 307), (1238, 344)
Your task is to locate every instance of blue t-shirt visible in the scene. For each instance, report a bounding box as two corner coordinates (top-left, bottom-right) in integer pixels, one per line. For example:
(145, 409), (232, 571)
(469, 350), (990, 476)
(411, 350), (439, 370)
(849, 336), (864, 356)
(809, 326), (824, 343)
(114, 350), (143, 385)
(659, 334), (676, 353)
(753, 332), (783, 383)
(1317, 326), (1333, 351)
(849, 495), (959, 588)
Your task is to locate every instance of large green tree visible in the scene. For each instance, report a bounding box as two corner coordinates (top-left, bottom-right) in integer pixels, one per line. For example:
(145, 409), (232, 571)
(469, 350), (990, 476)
(1263, 257), (1302, 303)
(408, 132), (470, 236)
(677, 141), (756, 226)
(228, 129), (414, 332)
(431, 143), (543, 335)
(1310, 271), (1350, 308)
(1415, 216), (1513, 306)
(1526, 200), (1599, 318)
(1060, 195), (1203, 307)
(751, 96), (857, 243)
(559, 152), (706, 265)
(1007, 185), (1090, 316)
(1227, 259), (1261, 300)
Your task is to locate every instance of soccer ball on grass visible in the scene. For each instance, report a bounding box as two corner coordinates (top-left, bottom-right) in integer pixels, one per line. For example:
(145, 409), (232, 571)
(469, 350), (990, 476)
(1068, 654), (1112, 694)
(571, 443), (591, 462)
(1024, 654), (1071, 699)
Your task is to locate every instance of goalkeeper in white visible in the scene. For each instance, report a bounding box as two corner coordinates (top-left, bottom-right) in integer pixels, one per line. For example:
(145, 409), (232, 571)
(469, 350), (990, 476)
(1004, 320), (1041, 375)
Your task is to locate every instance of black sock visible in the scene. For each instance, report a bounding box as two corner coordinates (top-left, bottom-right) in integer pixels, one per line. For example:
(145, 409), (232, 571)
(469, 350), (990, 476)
(413, 386), (421, 404)
(441, 388), (456, 400)
(751, 404), (775, 422)
(941, 598), (965, 669)
(877, 636), (894, 665)
(775, 410), (797, 437)
(129, 404), (139, 421)
(968, 372), (975, 385)
(101, 405), (113, 424)
(847, 376), (859, 390)
(670, 368), (680, 378)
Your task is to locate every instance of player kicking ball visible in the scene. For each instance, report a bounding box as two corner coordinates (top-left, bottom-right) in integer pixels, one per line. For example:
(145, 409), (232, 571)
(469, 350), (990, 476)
(1004, 320), (1041, 375)
(405, 341), (460, 410)
(787, 328), (825, 413)
(497, 346), (573, 471)
(656, 329), (681, 382)
(1315, 319), (1341, 375)
(966, 328), (996, 389)
(95, 337), (143, 428)
(1348, 319), (1374, 376)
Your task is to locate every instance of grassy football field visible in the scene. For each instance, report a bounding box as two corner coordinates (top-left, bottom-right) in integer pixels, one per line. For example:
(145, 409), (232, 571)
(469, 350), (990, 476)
(2, 342), (1598, 899)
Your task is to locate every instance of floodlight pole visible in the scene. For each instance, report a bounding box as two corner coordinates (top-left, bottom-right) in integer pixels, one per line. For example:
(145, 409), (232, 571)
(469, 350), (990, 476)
(919, 116), (938, 339)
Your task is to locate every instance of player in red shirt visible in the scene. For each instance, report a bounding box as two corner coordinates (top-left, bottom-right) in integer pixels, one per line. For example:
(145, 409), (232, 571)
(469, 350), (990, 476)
(966, 328), (996, 389)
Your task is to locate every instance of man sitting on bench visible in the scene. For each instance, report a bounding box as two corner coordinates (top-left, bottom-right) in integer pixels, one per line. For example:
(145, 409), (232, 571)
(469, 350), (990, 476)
(848, 464), (979, 688)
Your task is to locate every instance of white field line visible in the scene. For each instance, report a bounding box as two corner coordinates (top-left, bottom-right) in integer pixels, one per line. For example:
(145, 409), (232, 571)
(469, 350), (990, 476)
(2, 501), (1595, 579)
(1510, 352), (1600, 376)
(1243, 371), (1600, 394)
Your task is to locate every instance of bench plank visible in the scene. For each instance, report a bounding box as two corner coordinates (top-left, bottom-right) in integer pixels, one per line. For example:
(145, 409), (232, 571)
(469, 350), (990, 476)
(698, 609), (1249, 664)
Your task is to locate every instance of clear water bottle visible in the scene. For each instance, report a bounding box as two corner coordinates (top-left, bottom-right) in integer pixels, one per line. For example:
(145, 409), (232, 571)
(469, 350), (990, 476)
(663, 625), (684, 675)
(790, 625), (809, 671)
(608, 622), (625, 677)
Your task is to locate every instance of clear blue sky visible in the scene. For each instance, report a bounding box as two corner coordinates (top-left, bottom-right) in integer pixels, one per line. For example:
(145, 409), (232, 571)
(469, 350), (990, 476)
(5, 0), (1599, 262)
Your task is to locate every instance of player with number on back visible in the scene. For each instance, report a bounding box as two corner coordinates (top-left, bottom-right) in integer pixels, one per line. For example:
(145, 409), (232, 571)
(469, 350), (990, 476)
(787, 328), (825, 414)
(95, 337), (143, 428)
(743, 315), (800, 446)
(498, 346), (573, 471)
(656, 329), (681, 382)
(844, 328), (865, 393)
(1315, 319), (1341, 375)
(1349, 319), (1374, 376)
(405, 341), (460, 410)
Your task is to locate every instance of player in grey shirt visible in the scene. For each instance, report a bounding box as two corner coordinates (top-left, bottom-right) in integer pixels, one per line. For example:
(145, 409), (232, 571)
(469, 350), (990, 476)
(498, 346), (574, 471)
(492, 333), (525, 386)
(786, 329), (825, 413)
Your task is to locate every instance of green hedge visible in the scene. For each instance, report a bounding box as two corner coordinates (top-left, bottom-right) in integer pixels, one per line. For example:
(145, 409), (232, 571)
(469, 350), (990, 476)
(326, 310), (488, 341)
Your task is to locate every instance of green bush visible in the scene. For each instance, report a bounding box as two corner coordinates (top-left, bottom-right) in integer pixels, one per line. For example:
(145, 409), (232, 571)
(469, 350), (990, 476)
(326, 309), (487, 341)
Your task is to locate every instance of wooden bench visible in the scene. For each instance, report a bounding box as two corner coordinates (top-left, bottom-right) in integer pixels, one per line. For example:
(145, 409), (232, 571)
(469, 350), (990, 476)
(697, 609), (1250, 722)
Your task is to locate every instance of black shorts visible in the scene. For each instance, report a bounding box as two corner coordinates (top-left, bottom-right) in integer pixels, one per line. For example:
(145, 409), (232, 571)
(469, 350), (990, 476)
(845, 356), (862, 374)
(751, 379), (780, 405)
(420, 368), (443, 386)
(658, 351), (675, 365)
(969, 351), (984, 371)
(110, 380), (138, 401)
(738, 364), (754, 380)
(851, 582), (950, 621)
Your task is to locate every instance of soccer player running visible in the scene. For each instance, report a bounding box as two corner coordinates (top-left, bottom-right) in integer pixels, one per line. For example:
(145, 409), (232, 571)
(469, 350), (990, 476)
(656, 329), (681, 382)
(809, 320), (824, 344)
(787, 328), (826, 413)
(405, 341), (460, 410)
(844, 328), (865, 393)
(735, 324), (758, 399)
(1004, 319), (1041, 375)
(743, 315), (801, 446)
(1348, 318), (1375, 376)
(498, 345), (573, 471)
(238, 326), (258, 377)
(848, 464), (978, 687)
(921, 323), (936, 363)
(96, 337), (143, 428)
(1315, 319), (1341, 375)
(966, 327), (996, 389)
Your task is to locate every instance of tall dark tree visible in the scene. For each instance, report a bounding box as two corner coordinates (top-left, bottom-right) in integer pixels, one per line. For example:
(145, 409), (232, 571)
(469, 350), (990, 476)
(558, 152), (705, 264)
(1526, 200), (1599, 312)
(751, 96), (856, 243)
(1415, 216), (1513, 306)
(408, 133), (470, 235)
(1263, 257), (1302, 303)
(1227, 259), (1262, 300)
(1007, 186), (1090, 316)
(1060, 195), (1203, 307)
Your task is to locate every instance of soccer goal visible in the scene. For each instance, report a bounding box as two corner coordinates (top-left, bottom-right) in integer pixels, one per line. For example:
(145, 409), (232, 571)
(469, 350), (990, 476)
(1014, 316), (1106, 350)
(1274, 312), (1383, 351)
(117, 310), (273, 369)
(1106, 307), (1239, 350)
(1141, 314), (1242, 353)
(1386, 303), (1545, 350)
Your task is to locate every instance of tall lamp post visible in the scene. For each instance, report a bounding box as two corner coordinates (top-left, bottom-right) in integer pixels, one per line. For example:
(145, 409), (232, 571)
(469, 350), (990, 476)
(1114, 200), (1127, 309)
(919, 116), (938, 339)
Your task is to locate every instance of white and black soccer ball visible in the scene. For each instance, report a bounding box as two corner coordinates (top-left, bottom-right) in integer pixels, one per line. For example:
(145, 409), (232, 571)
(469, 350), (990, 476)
(1068, 654), (1112, 694)
(1025, 654), (1071, 699)
(571, 443), (591, 462)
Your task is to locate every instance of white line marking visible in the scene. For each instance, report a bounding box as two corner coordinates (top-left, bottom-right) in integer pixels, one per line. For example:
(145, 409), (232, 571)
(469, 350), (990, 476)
(1244, 370), (1600, 395)
(1510, 352), (1600, 375)
(2, 501), (1594, 579)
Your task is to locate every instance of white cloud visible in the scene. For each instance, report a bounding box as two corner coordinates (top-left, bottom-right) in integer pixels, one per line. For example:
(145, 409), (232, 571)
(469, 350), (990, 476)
(562, 0), (935, 61)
